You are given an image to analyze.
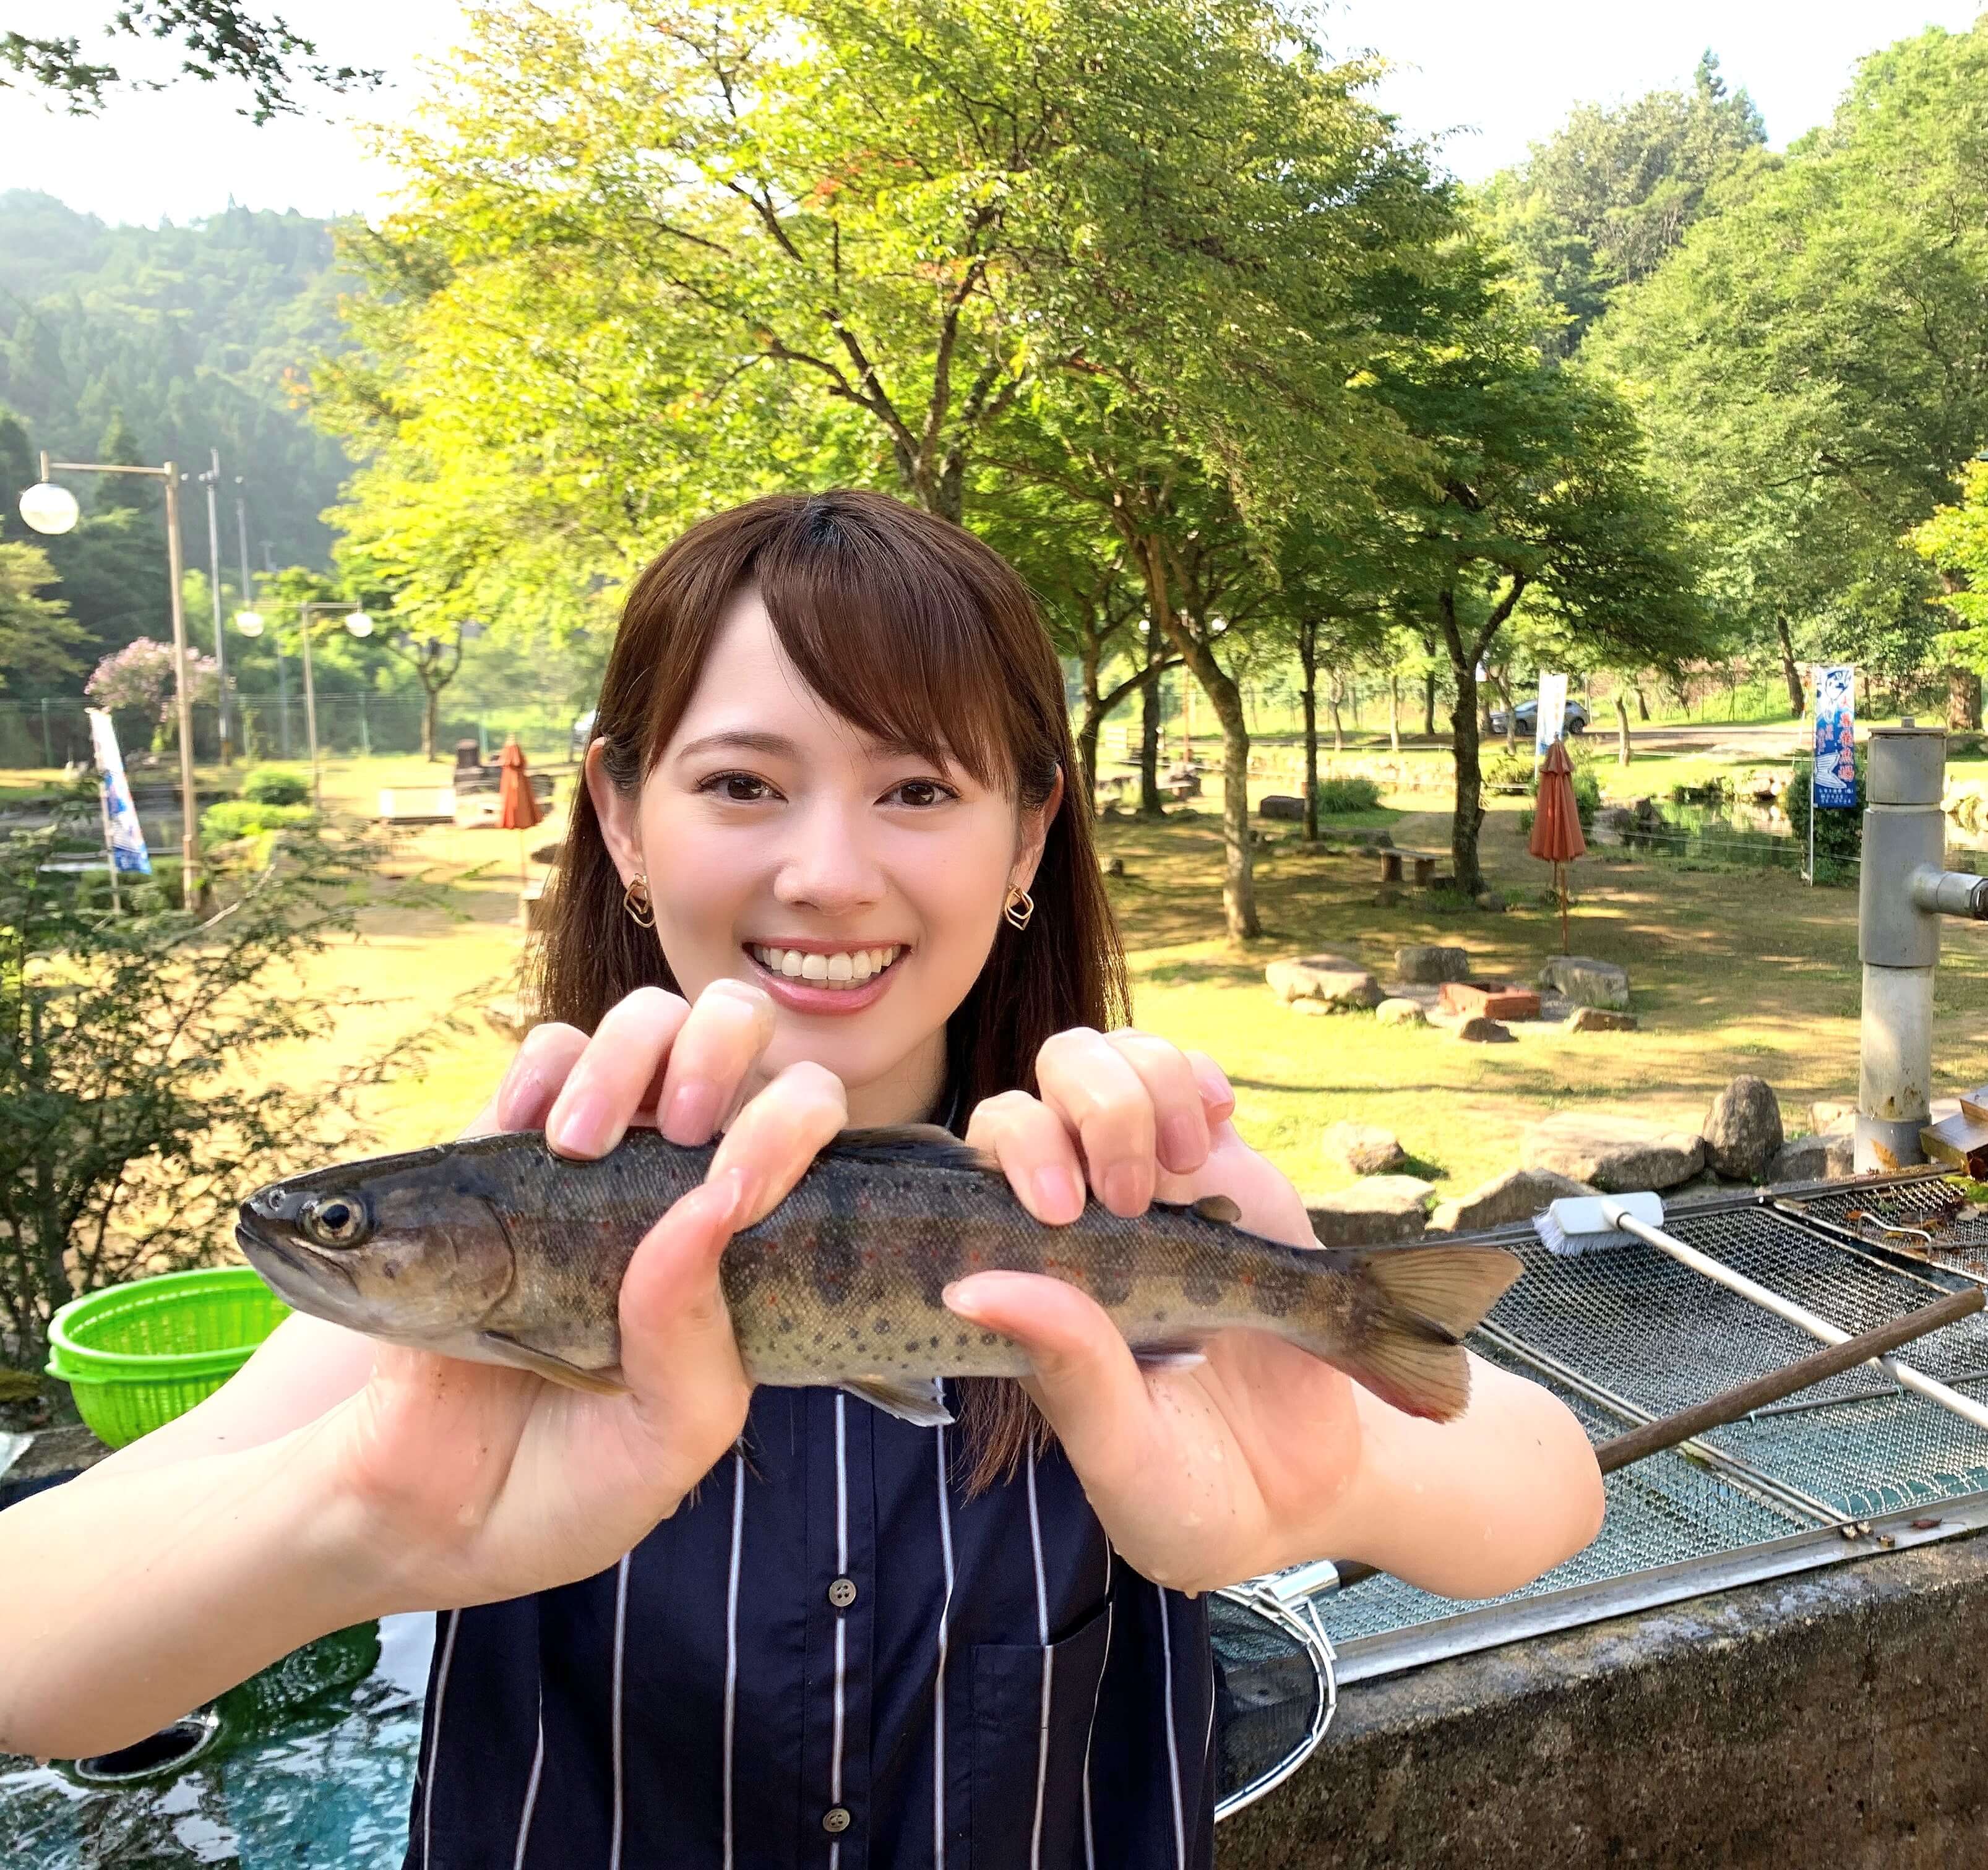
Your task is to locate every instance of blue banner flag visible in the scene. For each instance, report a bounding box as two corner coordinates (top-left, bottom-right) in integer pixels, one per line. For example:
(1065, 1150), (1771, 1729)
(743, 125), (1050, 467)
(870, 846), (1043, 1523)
(1812, 666), (1857, 809)
(87, 707), (153, 875)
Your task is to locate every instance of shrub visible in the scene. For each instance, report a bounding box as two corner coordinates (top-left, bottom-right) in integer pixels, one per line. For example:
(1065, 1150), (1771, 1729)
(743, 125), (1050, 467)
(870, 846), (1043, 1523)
(1482, 750), (1533, 794)
(1786, 753), (1865, 883)
(241, 765), (311, 807)
(1312, 774), (1382, 815)
(200, 800), (315, 847)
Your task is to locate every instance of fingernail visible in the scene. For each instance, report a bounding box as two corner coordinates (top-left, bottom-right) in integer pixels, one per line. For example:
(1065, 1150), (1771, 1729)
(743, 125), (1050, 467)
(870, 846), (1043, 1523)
(942, 1279), (985, 1319)
(663, 1080), (721, 1144)
(1195, 1061), (1235, 1112)
(1160, 1114), (1203, 1172)
(1103, 1162), (1147, 1216)
(711, 1166), (752, 1230)
(1033, 1163), (1086, 1222)
(497, 1063), (551, 1131)
(548, 1087), (614, 1157)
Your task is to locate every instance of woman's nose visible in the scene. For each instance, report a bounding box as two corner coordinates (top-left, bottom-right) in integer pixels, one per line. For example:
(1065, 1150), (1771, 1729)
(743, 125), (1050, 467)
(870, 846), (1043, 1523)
(770, 804), (887, 914)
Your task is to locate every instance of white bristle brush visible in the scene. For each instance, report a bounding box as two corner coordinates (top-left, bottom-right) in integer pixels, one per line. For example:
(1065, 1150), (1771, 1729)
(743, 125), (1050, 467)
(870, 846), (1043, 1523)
(1532, 1191), (1667, 1258)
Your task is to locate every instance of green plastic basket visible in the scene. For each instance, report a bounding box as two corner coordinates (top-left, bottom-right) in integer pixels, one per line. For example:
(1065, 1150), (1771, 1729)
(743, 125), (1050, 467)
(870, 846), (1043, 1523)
(46, 1266), (290, 1448)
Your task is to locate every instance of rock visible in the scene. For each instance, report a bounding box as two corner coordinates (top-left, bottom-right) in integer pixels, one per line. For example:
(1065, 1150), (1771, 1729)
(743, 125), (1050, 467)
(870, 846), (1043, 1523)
(1538, 954), (1632, 1011)
(1265, 953), (1383, 1011)
(1395, 943), (1469, 985)
(1766, 1131), (1856, 1186)
(1373, 886), (1403, 907)
(1375, 997), (1428, 1027)
(1454, 1014), (1515, 1044)
(1322, 1122), (1407, 1176)
(1810, 1099), (1856, 1136)
(1103, 856), (1126, 877)
(1474, 889), (1507, 913)
(1521, 1112), (1706, 1192)
(1703, 1076), (1784, 1182)
(1306, 1175), (1436, 1247)
(1567, 1006), (1639, 1033)
(1669, 1169), (1731, 1201)
(1427, 1167), (1600, 1234)
(1260, 794), (1306, 821)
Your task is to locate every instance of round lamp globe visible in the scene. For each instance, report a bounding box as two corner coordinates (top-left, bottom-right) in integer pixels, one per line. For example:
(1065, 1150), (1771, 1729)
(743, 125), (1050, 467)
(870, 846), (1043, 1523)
(19, 482), (80, 536)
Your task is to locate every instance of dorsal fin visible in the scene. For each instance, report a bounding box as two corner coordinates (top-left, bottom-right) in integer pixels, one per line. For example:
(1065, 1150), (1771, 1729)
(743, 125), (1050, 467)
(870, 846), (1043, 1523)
(1192, 1193), (1242, 1225)
(825, 1123), (998, 1176)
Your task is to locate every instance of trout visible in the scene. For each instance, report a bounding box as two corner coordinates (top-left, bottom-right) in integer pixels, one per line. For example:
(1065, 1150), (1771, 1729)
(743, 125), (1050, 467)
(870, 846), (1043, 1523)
(236, 1126), (1521, 1425)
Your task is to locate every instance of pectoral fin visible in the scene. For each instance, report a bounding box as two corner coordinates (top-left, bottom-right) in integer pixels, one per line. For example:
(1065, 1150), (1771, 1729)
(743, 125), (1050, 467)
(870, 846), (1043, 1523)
(480, 1331), (627, 1396)
(840, 1375), (955, 1428)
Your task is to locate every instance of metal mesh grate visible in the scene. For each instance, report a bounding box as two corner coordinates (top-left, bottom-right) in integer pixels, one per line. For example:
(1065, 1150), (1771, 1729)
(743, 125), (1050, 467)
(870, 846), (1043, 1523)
(1313, 1183), (1988, 1652)
(1791, 1178), (1988, 1282)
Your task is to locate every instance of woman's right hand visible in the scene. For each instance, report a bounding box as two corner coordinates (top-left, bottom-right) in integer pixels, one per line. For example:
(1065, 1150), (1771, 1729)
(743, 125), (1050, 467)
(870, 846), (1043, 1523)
(323, 980), (844, 1610)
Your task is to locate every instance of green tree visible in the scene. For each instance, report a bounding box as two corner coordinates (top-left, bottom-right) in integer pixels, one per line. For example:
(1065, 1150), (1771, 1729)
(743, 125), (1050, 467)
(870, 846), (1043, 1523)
(0, 543), (90, 691)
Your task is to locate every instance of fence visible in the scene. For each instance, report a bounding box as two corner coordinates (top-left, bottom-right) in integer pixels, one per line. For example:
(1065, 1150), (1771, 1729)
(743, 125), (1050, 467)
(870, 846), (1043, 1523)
(0, 695), (588, 774)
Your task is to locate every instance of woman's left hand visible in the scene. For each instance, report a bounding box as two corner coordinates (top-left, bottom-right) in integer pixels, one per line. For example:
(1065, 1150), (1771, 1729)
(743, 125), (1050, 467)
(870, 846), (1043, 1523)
(953, 1029), (1603, 1598)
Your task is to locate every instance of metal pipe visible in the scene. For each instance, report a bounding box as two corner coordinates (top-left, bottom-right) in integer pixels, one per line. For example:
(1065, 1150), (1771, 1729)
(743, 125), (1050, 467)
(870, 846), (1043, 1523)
(1912, 865), (1988, 920)
(161, 465), (200, 911)
(200, 450), (231, 764)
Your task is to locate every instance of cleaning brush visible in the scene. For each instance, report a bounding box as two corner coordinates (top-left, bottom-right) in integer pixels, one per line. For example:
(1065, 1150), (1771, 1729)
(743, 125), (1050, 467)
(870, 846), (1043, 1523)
(1532, 1191), (1666, 1258)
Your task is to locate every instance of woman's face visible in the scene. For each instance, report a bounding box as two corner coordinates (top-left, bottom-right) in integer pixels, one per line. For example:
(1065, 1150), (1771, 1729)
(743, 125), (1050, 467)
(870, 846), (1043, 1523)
(589, 590), (1056, 1124)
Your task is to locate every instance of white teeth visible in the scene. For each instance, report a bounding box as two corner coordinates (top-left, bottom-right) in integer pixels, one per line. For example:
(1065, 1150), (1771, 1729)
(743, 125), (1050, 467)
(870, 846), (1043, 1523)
(751, 943), (901, 988)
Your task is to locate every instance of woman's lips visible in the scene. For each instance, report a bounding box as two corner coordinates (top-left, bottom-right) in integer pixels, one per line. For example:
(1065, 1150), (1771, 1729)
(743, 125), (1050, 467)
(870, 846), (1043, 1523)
(742, 943), (906, 1015)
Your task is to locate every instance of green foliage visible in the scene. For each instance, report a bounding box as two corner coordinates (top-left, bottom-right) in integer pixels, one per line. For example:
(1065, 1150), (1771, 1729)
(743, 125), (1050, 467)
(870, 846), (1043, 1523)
(240, 765), (311, 805)
(0, 792), (450, 1369)
(1482, 749), (1534, 793)
(1786, 755), (1866, 883)
(200, 799), (314, 846)
(0, 541), (89, 692)
(1311, 774), (1382, 815)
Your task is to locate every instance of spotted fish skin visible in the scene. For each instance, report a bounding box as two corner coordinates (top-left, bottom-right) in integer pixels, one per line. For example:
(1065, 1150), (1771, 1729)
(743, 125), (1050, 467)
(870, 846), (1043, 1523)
(236, 1126), (1522, 1423)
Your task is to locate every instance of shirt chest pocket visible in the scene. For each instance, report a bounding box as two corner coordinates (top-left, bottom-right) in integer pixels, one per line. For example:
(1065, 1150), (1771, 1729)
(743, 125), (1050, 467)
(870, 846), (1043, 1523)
(966, 1602), (1114, 1870)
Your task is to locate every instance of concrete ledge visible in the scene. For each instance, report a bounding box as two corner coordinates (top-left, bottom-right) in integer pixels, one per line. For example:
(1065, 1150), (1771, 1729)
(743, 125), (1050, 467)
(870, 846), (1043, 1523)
(1219, 1527), (1988, 1868)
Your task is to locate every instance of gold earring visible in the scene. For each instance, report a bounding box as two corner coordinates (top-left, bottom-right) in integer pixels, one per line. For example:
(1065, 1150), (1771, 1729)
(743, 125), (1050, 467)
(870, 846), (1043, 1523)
(1004, 884), (1035, 931)
(622, 872), (655, 929)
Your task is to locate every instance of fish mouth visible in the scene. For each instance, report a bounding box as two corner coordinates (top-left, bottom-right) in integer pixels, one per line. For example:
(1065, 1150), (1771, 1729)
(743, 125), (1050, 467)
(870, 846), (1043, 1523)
(235, 1206), (359, 1313)
(743, 940), (908, 1015)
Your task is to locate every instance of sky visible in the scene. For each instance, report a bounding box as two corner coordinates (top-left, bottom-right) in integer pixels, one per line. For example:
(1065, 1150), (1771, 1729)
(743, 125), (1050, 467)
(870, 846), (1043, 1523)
(1, 1), (1982, 227)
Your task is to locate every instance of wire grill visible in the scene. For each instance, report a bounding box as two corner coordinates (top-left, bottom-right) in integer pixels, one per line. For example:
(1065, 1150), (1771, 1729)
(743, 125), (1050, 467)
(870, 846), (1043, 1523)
(1312, 1178), (1988, 1654)
(1791, 1178), (1988, 1282)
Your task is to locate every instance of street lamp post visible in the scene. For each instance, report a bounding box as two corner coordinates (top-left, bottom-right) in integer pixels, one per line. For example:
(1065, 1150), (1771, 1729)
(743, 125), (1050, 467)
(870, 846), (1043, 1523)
(236, 599), (372, 811)
(19, 450), (202, 911)
(197, 450), (233, 764)
(234, 478), (290, 755)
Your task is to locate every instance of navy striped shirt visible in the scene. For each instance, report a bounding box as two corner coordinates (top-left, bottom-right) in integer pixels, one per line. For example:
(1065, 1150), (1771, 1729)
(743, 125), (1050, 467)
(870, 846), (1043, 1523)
(403, 1383), (1216, 1868)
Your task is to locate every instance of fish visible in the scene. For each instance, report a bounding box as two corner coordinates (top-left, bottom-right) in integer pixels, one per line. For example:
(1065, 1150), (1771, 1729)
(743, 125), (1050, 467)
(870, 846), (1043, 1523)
(235, 1125), (1523, 1426)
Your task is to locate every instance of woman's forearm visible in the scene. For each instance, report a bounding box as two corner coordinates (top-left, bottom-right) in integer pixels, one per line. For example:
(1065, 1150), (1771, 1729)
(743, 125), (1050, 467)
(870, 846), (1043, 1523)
(1327, 1355), (1606, 1599)
(0, 1417), (395, 1759)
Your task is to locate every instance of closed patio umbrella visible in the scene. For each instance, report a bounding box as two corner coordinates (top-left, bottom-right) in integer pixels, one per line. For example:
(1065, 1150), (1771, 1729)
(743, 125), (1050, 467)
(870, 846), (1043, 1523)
(497, 736), (543, 906)
(1528, 739), (1586, 954)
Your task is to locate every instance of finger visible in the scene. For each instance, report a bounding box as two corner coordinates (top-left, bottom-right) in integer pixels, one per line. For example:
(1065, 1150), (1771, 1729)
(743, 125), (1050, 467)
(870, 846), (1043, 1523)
(1035, 1027), (1158, 1217)
(655, 979), (778, 1146)
(544, 988), (689, 1158)
(616, 1171), (755, 1457)
(493, 1024), (590, 1131)
(1104, 1030), (1210, 1175)
(705, 1062), (848, 1224)
(965, 1091), (1087, 1225)
(1183, 1049), (1236, 1127)
(943, 1271), (1155, 1493)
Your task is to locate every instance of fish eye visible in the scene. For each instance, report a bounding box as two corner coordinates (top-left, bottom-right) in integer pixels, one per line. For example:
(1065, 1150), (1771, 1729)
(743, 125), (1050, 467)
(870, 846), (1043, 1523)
(301, 1196), (371, 1250)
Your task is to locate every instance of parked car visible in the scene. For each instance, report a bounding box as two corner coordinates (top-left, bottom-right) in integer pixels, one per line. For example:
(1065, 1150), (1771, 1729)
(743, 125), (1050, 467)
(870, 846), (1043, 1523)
(569, 709), (598, 763)
(1489, 698), (1590, 737)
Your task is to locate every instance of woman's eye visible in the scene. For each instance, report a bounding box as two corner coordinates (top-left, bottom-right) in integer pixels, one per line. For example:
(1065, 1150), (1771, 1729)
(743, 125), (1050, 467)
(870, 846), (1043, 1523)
(886, 779), (955, 809)
(702, 771), (776, 803)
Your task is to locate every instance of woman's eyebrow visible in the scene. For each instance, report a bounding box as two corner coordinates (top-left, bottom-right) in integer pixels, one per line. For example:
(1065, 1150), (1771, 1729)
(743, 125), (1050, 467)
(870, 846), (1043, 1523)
(673, 729), (802, 763)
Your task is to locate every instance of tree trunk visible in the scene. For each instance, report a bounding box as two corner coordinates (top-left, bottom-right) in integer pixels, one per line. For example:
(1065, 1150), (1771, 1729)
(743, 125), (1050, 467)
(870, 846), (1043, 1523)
(1948, 667), (1982, 732)
(1388, 674), (1401, 753)
(1450, 660), (1487, 898)
(1298, 617), (1320, 843)
(1776, 619), (1805, 718)
(1499, 670), (1517, 751)
(1635, 685), (1650, 723)
(423, 687), (439, 761)
(1616, 692), (1632, 767)
(1077, 638), (1103, 811)
(1327, 669), (1345, 753)
(1422, 670), (1437, 738)
(1139, 642), (1165, 818)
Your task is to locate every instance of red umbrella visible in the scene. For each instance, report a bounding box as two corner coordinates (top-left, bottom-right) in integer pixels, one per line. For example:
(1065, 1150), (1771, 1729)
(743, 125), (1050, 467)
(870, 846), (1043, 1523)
(497, 737), (543, 904)
(1528, 739), (1587, 954)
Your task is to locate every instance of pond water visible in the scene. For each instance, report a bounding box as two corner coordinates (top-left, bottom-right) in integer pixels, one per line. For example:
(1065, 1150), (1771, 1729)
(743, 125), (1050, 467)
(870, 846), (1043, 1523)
(2, 1615), (431, 1869)
(1599, 796), (1988, 874)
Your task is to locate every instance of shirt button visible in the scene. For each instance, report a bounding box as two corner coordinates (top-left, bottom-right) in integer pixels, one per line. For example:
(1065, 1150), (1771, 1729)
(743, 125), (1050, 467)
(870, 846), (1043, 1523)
(828, 1576), (858, 1610)
(822, 1806), (852, 1835)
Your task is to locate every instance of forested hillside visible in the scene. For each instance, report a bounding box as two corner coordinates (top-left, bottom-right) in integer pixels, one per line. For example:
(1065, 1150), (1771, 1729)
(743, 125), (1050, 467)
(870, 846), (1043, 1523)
(0, 191), (353, 570)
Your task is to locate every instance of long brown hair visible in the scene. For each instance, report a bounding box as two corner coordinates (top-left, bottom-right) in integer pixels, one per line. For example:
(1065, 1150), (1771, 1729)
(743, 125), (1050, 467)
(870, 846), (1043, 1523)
(533, 490), (1130, 1484)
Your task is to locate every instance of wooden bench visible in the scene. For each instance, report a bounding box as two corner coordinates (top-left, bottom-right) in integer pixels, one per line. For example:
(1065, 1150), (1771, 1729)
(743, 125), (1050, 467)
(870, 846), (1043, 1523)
(1379, 848), (1442, 887)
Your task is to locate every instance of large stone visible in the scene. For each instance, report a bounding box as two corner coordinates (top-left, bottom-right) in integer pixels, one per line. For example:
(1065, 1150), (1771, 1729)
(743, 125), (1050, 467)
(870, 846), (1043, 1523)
(1395, 943), (1469, 985)
(1322, 1122), (1407, 1176)
(1454, 1014), (1515, 1044)
(1703, 1075), (1785, 1182)
(1767, 1131), (1856, 1186)
(1567, 1006), (1639, 1034)
(1811, 1099), (1857, 1135)
(1375, 997), (1427, 1027)
(1259, 794), (1306, 821)
(1427, 1167), (1601, 1234)
(1307, 1175), (1435, 1247)
(1521, 1112), (1705, 1192)
(1265, 953), (1382, 1011)
(1538, 954), (1632, 1011)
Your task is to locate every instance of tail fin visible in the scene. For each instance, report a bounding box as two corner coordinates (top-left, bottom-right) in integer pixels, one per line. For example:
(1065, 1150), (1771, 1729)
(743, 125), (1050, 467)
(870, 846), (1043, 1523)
(1310, 1243), (1523, 1423)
